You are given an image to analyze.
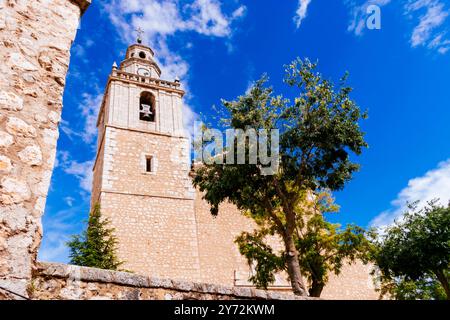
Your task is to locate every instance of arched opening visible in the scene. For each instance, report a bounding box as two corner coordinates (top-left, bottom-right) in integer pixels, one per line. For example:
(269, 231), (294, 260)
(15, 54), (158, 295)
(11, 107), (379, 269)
(139, 51), (146, 59)
(139, 91), (155, 122)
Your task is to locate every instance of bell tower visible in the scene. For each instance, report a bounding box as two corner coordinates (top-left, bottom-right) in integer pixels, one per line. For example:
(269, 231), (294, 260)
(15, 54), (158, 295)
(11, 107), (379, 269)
(91, 37), (200, 280)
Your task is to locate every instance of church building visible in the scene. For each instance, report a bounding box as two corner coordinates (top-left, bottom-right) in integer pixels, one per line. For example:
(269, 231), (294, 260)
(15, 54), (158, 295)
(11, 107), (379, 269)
(90, 38), (378, 300)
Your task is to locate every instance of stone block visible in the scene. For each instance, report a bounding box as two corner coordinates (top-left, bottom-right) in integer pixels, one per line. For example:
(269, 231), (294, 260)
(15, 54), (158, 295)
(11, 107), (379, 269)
(18, 145), (42, 166)
(0, 91), (23, 111)
(6, 117), (37, 137)
(0, 131), (13, 148)
(0, 177), (31, 204)
(0, 155), (12, 173)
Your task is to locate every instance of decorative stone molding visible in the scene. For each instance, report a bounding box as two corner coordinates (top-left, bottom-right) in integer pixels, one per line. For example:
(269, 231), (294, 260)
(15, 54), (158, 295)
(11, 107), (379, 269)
(32, 262), (314, 300)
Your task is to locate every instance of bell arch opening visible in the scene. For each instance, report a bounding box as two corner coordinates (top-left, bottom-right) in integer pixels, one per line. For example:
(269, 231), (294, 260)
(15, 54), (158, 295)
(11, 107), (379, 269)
(139, 91), (156, 122)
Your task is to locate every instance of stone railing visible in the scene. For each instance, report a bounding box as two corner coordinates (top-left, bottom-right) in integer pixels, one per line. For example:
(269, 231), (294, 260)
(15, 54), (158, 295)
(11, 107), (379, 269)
(31, 262), (313, 300)
(111, 70), (182, 91)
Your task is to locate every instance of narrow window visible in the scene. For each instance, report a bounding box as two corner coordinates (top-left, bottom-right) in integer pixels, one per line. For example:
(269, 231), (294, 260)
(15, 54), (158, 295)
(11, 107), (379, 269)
(145, 156), (153, 173)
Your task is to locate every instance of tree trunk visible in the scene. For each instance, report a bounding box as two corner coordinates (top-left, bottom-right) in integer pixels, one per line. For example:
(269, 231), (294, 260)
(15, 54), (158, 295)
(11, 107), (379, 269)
(434, 269), (450, 300)
(309, 278), (324, 297)
(284, 235), (308, 296)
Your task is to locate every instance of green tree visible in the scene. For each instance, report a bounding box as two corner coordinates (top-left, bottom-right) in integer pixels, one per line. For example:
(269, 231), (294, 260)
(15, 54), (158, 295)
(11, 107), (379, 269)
(67, 204), (123, 270)
(371, 200), (450, 300)
(236, 191), (371, 297)
(193, 58), (368, 296)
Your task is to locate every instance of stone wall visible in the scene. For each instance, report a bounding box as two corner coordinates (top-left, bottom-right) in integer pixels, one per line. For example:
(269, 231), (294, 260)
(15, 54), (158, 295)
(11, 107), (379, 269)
(92, 126), (201, 281)
(0, 0), (90, 299)
(31, 262), (312, 300)
(194, 189), (379, 300)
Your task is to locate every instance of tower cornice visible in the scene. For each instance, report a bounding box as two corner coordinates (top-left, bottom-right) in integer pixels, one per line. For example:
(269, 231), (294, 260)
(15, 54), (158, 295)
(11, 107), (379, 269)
(109, 69), (184, 95)
(126, 44), (155, 57)
(95, 70), (185, 128)
(120, 58), (162, 76)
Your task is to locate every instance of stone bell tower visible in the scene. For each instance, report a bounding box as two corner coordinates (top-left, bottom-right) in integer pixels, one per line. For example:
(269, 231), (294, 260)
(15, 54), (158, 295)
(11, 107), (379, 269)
(91, 37), (200, 280)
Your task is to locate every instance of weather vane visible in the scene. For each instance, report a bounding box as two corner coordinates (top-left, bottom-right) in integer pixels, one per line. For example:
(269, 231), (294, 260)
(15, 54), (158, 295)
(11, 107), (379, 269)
(135, 27), (144, 44)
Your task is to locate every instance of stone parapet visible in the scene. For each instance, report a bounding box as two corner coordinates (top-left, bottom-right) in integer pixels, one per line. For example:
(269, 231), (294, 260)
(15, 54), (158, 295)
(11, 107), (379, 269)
(32, 262), (313, 300)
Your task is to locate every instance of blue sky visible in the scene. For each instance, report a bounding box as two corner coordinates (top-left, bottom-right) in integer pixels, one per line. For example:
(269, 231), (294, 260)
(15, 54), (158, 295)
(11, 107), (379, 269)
(39, 0), (450, 262)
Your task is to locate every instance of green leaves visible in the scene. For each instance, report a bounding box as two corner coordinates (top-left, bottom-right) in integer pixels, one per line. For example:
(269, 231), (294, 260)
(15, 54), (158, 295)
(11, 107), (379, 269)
(235, 229), (285, 289)
(371, 200), (450, 300)
(67, 204), (123, 270)
(193, 58), (369, 297)
(235, 191), (372, 297)
(280, 58), (368, 191)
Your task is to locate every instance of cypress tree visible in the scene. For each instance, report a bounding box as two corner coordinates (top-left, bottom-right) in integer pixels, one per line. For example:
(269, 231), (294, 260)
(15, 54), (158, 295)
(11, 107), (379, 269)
(67, 204), (123, 270)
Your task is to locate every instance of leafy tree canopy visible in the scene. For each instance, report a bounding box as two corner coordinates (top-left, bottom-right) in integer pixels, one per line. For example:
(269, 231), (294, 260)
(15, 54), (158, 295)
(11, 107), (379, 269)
(371, 200), (450, 300)
(193, 58), (368, 296)
(236, 191), (372, 297)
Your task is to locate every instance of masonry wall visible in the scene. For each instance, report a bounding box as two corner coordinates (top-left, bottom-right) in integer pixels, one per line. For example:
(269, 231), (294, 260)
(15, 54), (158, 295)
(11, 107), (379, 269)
(32, 262), (312, 300)
(93, 126), (378, 299)
(0, 0), (90, 299)
(194, 192), (256, 286)
(98, 127), (193, 199)
(321, 260), (378, 300)
(194, 189), (378, 299)
(95, 127), (200, 281)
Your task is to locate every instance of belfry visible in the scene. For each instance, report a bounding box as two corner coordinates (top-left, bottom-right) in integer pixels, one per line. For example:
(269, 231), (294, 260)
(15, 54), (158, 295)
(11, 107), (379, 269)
(91, 37), (199, 280)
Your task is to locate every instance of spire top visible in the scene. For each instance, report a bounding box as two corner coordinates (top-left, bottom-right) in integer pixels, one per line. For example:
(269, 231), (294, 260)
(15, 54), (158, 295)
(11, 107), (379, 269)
(135, 27), (144, 44)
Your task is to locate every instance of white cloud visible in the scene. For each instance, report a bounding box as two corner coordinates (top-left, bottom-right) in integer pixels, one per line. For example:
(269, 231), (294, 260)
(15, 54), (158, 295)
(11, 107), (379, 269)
(232, 5), (247, 20)
(346, 0), (391, 36)
(63, 159), (94, 193)
(64, 196), (75, 207)
(79, 93), (103, 144)
(405, 0), (450, 53)
(345, 0), (450, 54)
(371, 158), (450, 228)
(38, 205), (87, 263)
(59, 93), (102, 146)
(56, 151), (94, 193)
(103, 0), (245, 134)
(72, 44), (86, 58)
(104, 0), (245, 76)
(294, 0), (312, 28)
(38, 232), (70, 262)
(54, 150), (70, 168)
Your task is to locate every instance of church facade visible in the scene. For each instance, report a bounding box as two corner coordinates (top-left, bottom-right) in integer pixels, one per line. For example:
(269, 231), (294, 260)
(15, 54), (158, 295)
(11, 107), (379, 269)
(90, 40), (378, 300)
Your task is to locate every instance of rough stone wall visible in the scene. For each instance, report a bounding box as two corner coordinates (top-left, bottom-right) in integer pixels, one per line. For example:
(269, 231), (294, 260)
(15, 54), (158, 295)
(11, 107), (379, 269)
(194, 190), (271, 286)
(97, 127), (193, 200)
(321, 260), (378, 300)
(194, 189), (378, 299)
(93, 127), (200, 281)
(31, 262), (312, 300)
(0, 0), (90, 299)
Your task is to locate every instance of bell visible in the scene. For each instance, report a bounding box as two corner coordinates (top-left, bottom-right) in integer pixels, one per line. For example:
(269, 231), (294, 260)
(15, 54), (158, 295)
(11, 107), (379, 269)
(140, 104), (153, 119)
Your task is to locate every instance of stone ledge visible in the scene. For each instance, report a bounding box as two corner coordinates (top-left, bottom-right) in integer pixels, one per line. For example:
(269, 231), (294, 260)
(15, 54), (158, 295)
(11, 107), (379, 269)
(35, 262), (314, 300)
(70, 0), (91, 14)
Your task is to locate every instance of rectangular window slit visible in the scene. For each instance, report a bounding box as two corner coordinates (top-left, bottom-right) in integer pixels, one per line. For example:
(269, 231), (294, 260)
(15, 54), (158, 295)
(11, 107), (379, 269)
(146, 156), (153, 173)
